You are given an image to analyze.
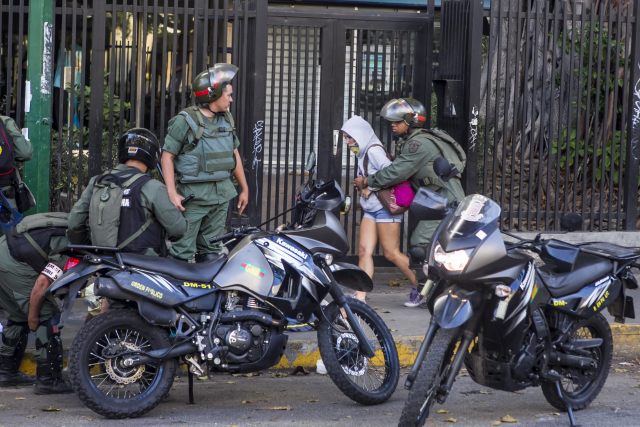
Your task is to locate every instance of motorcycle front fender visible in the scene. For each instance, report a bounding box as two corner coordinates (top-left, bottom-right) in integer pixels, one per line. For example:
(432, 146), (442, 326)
(329, 262), (373, 292)
(433, 287), (480, 329)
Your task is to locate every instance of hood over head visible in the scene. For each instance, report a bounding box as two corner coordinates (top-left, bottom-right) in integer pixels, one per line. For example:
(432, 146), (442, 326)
(340, 116), (381, 159)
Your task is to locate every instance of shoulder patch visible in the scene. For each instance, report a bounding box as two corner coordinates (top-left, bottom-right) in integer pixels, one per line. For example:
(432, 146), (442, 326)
(407, 141), (421, 154)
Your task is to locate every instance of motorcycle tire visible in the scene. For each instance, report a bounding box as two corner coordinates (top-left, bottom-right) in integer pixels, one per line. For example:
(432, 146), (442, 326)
(541, 313), (613, 411)
(69, 310), (177, 419)
(317, 298), (399, 405)
(398, 327), (459, 427)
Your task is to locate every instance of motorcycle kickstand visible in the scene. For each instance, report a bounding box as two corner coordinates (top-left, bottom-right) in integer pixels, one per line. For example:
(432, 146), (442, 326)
(554, 381), (577, 427)
(188, 371), (195, 404)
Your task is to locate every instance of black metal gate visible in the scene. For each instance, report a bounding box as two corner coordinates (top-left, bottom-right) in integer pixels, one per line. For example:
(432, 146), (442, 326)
(262, 5), (434, 256)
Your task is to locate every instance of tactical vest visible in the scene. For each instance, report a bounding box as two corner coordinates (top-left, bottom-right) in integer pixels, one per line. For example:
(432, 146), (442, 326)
(0, 117), (16, 187)
(405, 128), (466, 191)
(6, 212), (68, 273)
(174, 106), (236, 184)
(90, 170), (165, 254)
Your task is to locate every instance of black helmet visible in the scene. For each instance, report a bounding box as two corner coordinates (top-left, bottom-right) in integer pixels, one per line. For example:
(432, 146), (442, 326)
(117, 128), (160, 170)
(380, 98), (427, 128)
(192, 63), (239, 106)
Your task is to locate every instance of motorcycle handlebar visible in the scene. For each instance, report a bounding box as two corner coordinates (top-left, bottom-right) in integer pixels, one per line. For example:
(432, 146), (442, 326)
(208, 226), (260, 245)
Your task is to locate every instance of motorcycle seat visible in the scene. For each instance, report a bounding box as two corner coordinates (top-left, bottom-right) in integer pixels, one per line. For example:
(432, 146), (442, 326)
(578, 242), (640, 261)
(120, 253), (226, 283)
(538, 253), (612, 297)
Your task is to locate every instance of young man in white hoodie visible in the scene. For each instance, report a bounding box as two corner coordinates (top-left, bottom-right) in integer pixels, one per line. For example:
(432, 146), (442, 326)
(341, 116), (417, 304)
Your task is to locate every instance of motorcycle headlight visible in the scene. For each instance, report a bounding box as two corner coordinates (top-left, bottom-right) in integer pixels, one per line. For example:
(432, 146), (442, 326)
(433, 243), (472, 272)
(340, 196), (352, 215)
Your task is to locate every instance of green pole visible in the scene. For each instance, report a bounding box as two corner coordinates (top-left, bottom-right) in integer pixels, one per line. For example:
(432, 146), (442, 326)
(24, 0), (54, 213)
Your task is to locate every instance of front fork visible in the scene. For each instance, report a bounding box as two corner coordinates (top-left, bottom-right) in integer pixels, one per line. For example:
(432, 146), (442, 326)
(323, 269), (375, 358)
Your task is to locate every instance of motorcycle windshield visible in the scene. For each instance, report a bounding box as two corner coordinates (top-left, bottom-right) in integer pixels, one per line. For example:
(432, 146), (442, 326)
(445, 194), (501, 239)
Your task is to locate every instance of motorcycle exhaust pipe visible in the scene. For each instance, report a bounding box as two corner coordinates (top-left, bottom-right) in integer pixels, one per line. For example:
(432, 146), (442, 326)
(124, 341), (198, 368)
(549, 351), (596, 369)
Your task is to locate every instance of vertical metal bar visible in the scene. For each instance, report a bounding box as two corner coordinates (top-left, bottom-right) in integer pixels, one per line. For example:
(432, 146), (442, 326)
(282, 25), (292, 216)
(528, 0), (541, 230)
(107, 0), (118, 168)
(158, 0), (169, 140)
(16, 0), (27, 123)
(619, 2), (633, 228)
(611, 4), (623, 229)
(5, 0), (15, 117)
(292, 26), (301, 206)
(508, 0), (522, 230)
(242, 0), (267, 226)
(180, 0), (189, 110)
(602, 1), (614, 229)
(266, 24), (277, 226)
(557, 1), (570, 226)
(24, 0), (54, 211)
(582, 3), (596, 230)
(148, 0), (159, 131)
(535, 0), (549, 230)
(222, 0), (229, 61)
(483, 0), (495, 197)
(87, 0), (106, 179)
(546, 1), (560, 229)
(493, 0), (503, 209)
(517, 0), (531, 228)
(589, 2), (605, 229)
(275, 24), (285, 222)
(464, 0), (482, 196)
(572, 0), (586, 215)
(625, 0), (640, 230)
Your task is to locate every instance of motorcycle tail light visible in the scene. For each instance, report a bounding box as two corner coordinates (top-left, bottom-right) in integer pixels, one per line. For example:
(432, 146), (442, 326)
(63, 257), (81, 272)
(433, 243), (471, 272)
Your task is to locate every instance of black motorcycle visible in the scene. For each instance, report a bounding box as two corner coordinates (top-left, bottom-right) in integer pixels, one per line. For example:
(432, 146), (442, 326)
(398, 188), (637, 427)
(50, 153), (399, 419)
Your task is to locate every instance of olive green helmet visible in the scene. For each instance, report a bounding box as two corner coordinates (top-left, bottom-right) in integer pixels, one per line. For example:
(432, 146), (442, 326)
(192, 63), (239, 106)
(380, 98), (427, 128)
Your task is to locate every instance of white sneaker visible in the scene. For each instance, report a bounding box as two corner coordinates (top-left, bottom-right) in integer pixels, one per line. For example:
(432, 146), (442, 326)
(403, 288), (424, 308)
(316, 359), (327, 375)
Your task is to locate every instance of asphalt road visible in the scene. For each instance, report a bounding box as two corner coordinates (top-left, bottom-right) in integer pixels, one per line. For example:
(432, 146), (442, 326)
(1, 357), (639, 427)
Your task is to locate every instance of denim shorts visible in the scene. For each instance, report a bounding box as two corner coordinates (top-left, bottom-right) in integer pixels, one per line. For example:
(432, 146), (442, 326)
(363, 208), (403, 223)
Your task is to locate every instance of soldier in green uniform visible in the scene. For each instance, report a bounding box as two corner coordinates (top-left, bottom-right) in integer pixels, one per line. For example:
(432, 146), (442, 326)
(0, 212), (73, 394)
(68, 128), (187, 255)
(354, 98), (465, 306)
(0, 115), (32, 211)
(161, 63), (249, 262)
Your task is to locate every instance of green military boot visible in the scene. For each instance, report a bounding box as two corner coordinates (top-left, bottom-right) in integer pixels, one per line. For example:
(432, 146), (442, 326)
(0, 330), (35, 386)
(34, 360), (72, 395)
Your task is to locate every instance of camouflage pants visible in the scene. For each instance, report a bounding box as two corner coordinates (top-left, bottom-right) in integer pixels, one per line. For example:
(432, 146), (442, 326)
(169, 200), (230, 260)
(0, 236), (57, 362)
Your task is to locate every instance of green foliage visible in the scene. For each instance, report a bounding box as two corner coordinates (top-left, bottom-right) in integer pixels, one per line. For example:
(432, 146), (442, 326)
(50, 77), (130, 207)
(551, 128), (626, 185)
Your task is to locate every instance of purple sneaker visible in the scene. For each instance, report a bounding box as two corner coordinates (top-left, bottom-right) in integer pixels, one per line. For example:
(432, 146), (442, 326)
(403, 287), (424, 308)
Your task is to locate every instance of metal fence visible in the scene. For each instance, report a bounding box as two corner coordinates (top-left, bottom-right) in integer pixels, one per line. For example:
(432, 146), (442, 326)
(477, 0), (640, 231)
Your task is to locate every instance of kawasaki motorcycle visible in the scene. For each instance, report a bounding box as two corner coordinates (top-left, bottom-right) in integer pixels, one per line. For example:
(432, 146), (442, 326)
(50, 153), (399, 419)
(398, 188), (638, 427)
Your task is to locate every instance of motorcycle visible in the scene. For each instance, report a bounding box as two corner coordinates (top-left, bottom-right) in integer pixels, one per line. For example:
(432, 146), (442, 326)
(50, 152), (400, 419)
(398, 187), (638, 427)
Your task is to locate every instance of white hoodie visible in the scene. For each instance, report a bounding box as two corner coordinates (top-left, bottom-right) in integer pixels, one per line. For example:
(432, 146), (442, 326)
(341, 116), (391, 213)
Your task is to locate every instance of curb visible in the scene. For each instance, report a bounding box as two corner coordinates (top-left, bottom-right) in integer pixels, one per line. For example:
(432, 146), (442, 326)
(18, 324), (640, 374)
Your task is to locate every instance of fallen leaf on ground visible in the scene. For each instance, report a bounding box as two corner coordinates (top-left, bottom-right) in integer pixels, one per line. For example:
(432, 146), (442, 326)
(388, 280), (401, 287)
(260, 406), (292, 411)
(618, 362), (633, 366)
(552, 412), (561, 416)
(479, 390), (493, 395)
(26, 415), (36, 419)
(291, 366), (309, 376)
(225, 380), (236, 384)
(306, 399), (319, 403)
(271, 372), (288, 378)
(232, 372), (260, 377)
(492, 422), (502, 426)
(41, 406), (61, 412)
(436, 409), (449, 414)
(500, 415), (518, 423)
(241, 400), (253, 404)
(197, 375), (208, 381)
(15, 397), (26, 400)
(444, 417), (457, 423)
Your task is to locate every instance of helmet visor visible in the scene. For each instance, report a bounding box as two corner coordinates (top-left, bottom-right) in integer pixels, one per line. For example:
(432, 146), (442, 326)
(380, 98), (412, 122)
(210, 63), (239, 86)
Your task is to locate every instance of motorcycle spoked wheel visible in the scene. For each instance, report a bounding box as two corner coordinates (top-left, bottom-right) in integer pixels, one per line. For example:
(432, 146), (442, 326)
(69, 310), (177, 419)
(317, 298), (399, 405)
(398, 327), (460, 427)
(541, 313), (613, 411)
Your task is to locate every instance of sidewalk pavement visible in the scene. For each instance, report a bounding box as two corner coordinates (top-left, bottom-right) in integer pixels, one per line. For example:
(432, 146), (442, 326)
(6, 268), (640, 375)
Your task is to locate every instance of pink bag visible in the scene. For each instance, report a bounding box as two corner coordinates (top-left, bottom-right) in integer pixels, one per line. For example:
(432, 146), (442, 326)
(392, 180), (415, 207)
(377, 181), (415, 215)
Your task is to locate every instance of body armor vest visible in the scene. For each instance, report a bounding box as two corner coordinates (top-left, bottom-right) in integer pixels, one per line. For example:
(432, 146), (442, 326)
(174, 106), (236, 184)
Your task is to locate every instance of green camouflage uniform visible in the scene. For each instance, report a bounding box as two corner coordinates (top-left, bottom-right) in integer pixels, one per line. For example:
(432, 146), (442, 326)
(368, 128), (465, 247)
(0, 234), (66, 363)
(67, 164), (187, 254)
(163, 108), (239, 260)
(0, 116), (32, 210)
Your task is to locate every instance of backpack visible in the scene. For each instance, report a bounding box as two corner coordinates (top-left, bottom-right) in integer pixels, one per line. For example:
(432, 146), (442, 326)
(362, 144), (415, 214)
(421, 128), (467, 175)
(6, 212), (68, 272)
(88, 170), (150, 248)
(0, 118), (16, 181)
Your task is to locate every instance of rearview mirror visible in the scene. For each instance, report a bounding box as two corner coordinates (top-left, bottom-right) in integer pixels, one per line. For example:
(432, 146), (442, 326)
(305, 152), (317, 172)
